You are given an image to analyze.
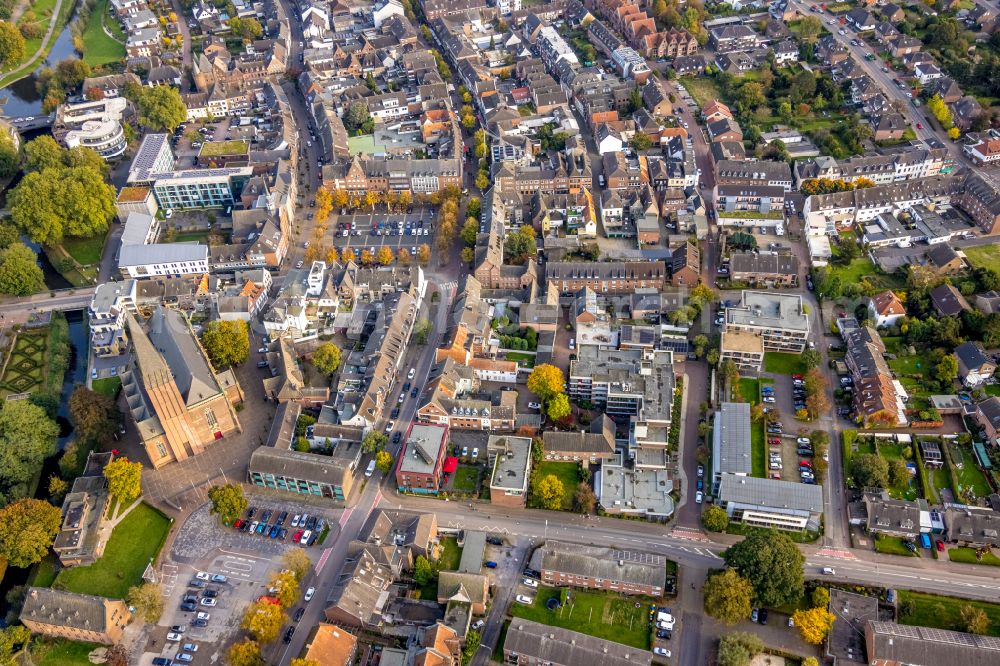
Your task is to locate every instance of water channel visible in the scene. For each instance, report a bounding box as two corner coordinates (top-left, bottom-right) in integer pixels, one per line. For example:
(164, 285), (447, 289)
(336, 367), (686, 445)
(0, 3), (80, 118)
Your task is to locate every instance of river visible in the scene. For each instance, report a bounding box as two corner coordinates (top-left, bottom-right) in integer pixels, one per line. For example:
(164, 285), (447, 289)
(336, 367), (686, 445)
(0, 4), (80, 118)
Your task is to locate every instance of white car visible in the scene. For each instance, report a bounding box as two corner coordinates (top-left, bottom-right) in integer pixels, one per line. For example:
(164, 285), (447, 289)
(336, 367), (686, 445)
(821, 567), (836, 575)
(523, 578), (538, 588)
(695, 491), (703, 504)
(654, 647), (672, 657)
(200, 598), (217, 607)
(516, 595), (534, 604)
(305, 587), (315, 601)
(797, 437), (811, 445)
(196, 612), (210, 620)
(408, 367), (416, 379)
(763, 396), (776, 403)
(528, 402), (541, 410)
(472, 619), (485, 630)
(471, 448), (479, 458)
(292, 514), (301, 527)
(166, 632), (183, 642)
(384, 420), (395, 433)
(195, 572), (210, 581)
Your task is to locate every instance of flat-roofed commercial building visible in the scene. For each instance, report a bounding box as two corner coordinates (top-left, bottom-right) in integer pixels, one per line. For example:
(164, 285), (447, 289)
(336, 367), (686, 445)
(717, 473), (823, 531)
(249, 443), (362, 501)
(711, 402), (751, 491)
(151, 166), (253, 210)
(528, 541), (667, 596)
(724, 290), (809, 353)
(504, 618), (652, 666)
(487, 435), (532, 508)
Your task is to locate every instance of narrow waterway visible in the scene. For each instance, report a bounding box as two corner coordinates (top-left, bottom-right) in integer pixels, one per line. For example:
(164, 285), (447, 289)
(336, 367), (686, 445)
(0, 4), (80, 118)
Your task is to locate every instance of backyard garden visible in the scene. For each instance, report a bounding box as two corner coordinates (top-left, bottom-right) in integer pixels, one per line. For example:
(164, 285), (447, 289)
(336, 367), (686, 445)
(0, 314), (70, 399)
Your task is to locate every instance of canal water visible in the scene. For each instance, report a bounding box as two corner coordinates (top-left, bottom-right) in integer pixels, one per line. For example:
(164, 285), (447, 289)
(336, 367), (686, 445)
(0, 5), (80, 118)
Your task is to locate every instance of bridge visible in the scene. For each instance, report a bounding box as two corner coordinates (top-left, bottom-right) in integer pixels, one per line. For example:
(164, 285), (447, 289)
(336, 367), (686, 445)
(0, 287), (97, 322)
(4, 114), (55, 133)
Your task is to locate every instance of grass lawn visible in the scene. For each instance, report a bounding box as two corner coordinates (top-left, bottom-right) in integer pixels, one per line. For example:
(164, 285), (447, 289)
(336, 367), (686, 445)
(878, 442), (920, 500)
(737, 378), (766, 477)
(61, 234), (107, 266)
(679, 77), (723, 109)
(898, 591), (1000, 637)
(30, 638), (102, 666)
(948, 546), (1000, 567)
(452, 464), (480, 494)
(882, 336), (903, 355)
(961, 244), (1000, 273)
(54, 503), (171, 599)
(80, 0), (125, 66)
(508, 584), (653, 650)
(29, 555), (59, 588)
(738, 378), (760, 404)
(532, 462), (580, 510)
(953, 445), (992, 497)
(91, 376), (121, 399)
(764, 352), (806, 376)
(437, 536), (462, 571)
(986, 385), (1000, 397)
(874, 534), (916, 557)
(505, 351), (535, 367)
(829, 257), (878, 284)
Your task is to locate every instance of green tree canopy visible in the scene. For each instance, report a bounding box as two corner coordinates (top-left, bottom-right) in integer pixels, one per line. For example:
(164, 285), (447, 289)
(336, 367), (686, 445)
(0, 499), (61, 567)
(23, 136), (65, 172)
(229, 17), (263, 41)
(69, 385), (120, 445)
(201, 320), (250, 368)
(850, 452), (889, 488)
(208, 483), (248, 525)
(0, 243), (44, 296)
(135, 86), (188, 131)
(702, 504), (729, 532)
(9, 165), (115, 245)
(723, 530), (804, 608)
(546, 393), (571, 422)
(0, 400), (58, 506)
(717, 631), (764, 666)
(0, 21), (25, 67)
(0, 132), (18, 179)
(312, 342), (343, 376)
(127, 582), (164, 623)
(362, 431), (388, 453)
(703, 568), (754, 625)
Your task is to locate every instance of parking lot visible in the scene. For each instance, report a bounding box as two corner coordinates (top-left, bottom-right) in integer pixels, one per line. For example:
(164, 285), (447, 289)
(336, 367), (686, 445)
(326, 210), (435, 249)
(761, 377), (817, 486)
(150, 496), (340, 665)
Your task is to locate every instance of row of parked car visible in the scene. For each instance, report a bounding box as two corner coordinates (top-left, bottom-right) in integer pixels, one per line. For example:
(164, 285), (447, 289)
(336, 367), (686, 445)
(233, 506), (323, 547)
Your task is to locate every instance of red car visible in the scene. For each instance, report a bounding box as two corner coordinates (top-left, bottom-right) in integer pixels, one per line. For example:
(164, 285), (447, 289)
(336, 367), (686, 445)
(234, 519), (244, 530)
(792, 374), (803, 381)
(769, 438), (782, 445)
(800, 460), (813, 468)
(936, 540), (945, 552)
(293, 530), (304, 543)
(917, 122), (923, 129)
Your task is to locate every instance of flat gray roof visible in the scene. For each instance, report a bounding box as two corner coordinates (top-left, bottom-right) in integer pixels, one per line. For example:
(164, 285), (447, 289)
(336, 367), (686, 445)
(398, 424), (447, 476)
(488, 435), (531, 493)
(712, 402), (752, 478)
(718, 473), (824, 514)
(118, 243), (208, 267)
(727, 290), (809, 333)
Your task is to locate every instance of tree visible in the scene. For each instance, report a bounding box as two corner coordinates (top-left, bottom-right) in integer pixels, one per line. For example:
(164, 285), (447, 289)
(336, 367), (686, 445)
(0, 626), (29, 666)
(362, 431), (388, 453)
(812, 586), (830, 609)
(0, 21), (24, 67)
(312, 342), (343, 376)
(475, 171), (490, 191)
(416, 244), (431, 264)
(462, 631), (481, 665)
(208, 484), (248, 525)
(703, 569), (754, 625)
(414, 318), (432, 345)
(103, 457), (142, 504)
(630, 132), (653, 151)
(850, 452), (889, 488)
(724, 530), (804, 608)
(0, 133), (18, 180)
(242, 600), (285, 643)
(0, 243), (44, 296)
(282, 549), (312, 583)
(344, 101), (372, 134)
(533, 474), (564, 510)
(461, 218), (478, 246)
(935, 354), (958, 384)
(0, 499), (61, 567)
(229, 16), (263, 41)
(376, 450), (394, 474)
(888, 457), (909, 487)
(0, 400), (58, 505)
(47, 475), (68, 502)
(397, 248), (411, 264)
(227, 639), (264, 666)
(793, 607), (836, 644)
(376, 246), (393, 266)
(692, 334), (709, 358)
(504, 225), (537, 260)
(927, 94), (954, 130)
(414, 555), (435, 586)
(135, 86), (187, 131)
(527, 364), (566, 402)
(104, 644), (129, 666)
(68, 386), (119, 445)
(573, 482), (596, 513)
(291, 660), (320, 666)
(315, 187), (333, 221)
(461, 247), (475, 264)
(268, 570), (300, 609)
(201, 320), (250, 368)
(9, 166), (115, 246)
(702, 504), (729, 532)
(717, 632), (764, 666)
(126, 582), (164, 623)
(546, 393), (571, 422)
(801, 349), (821, 369)
(960, 604), (990, 634)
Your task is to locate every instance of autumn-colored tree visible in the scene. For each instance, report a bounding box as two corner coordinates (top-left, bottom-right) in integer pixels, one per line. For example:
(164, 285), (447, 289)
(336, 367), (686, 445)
(792, 607), (836, 645)
(242, 600), (285, 643)
(290, 660), (321, 666)
(702, 504), (729, 532)
(104, 457), (143, 504)
(0, 499), (61, 567)
(704, 568), (754, 625)
(546, 393), (571, 421)
(376, 246), (393, 266)
(227, 639), (264, 666)
(398, 191), (412, 209)
(315, 187), (333, 221)
(527, 364), (566, 402)
(47, 475), (68, 502)
(268, 570), (300, 609)
(376, 450), (394, 474)
(360, 249), (375, 265)
(364, 191), (379, 210)
(461, 247), (475, 264)
(208, 483), (248, 525)
(416, 244), (431, 264)
(127, 582), (164, 623)
(532, 474), (565, 510)
(325, 246), (339, 264)
(804, 367), (830, 419)
(397, 248), (411, 264)
(201, 319), (250, 368)
(573, 482), (596, 513)
(282, 548), (312, 583)
(68, 386), (120, 445)
(104, 644), (129, 666)
(340, 247), (356, 265)
(960, 604), (990, 634)
(312, 342), (343, 376)
(332, 189), (349, 209)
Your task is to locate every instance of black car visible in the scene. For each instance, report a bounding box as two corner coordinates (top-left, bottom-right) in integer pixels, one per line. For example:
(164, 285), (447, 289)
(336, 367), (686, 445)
(758, 609), (768, 625)
(294, 607), (305, 622)
(486, 536), (503, 546)
(182, 594), (197, 604)
(403, 382), (411, 391)
(656, 629), (672, 639)
(411, 388), (418, 398)
(152, 659), (172, 666)
(283, 626), (296, 643)
(192, 619), (208, 627)
(306, 516), (318, 530)
(277, 511), (288, 525)
(392, 432), (402, 444)
(247, 506), (256, 518)
(203, 589), (218, 598)
(180, 602), (197, 612)
(279, 528), (288, 540)
(306, 532), (318, 547)
(261, 510), (272, 523)
(189, 580), (205, 588)
(391, 408), (400, 419)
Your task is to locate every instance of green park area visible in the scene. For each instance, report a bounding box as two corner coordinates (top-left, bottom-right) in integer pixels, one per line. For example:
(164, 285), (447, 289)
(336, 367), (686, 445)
(764, 352), (806, 376)
(29, 638), (103, 666)
(53, 503), (171, 598)
(509, 584), (653, 650)
(1, 0), (75, 86)
(80, 0), (125, 66)
(964, 244), (1000, 273)
(531, 462), (579, 510)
